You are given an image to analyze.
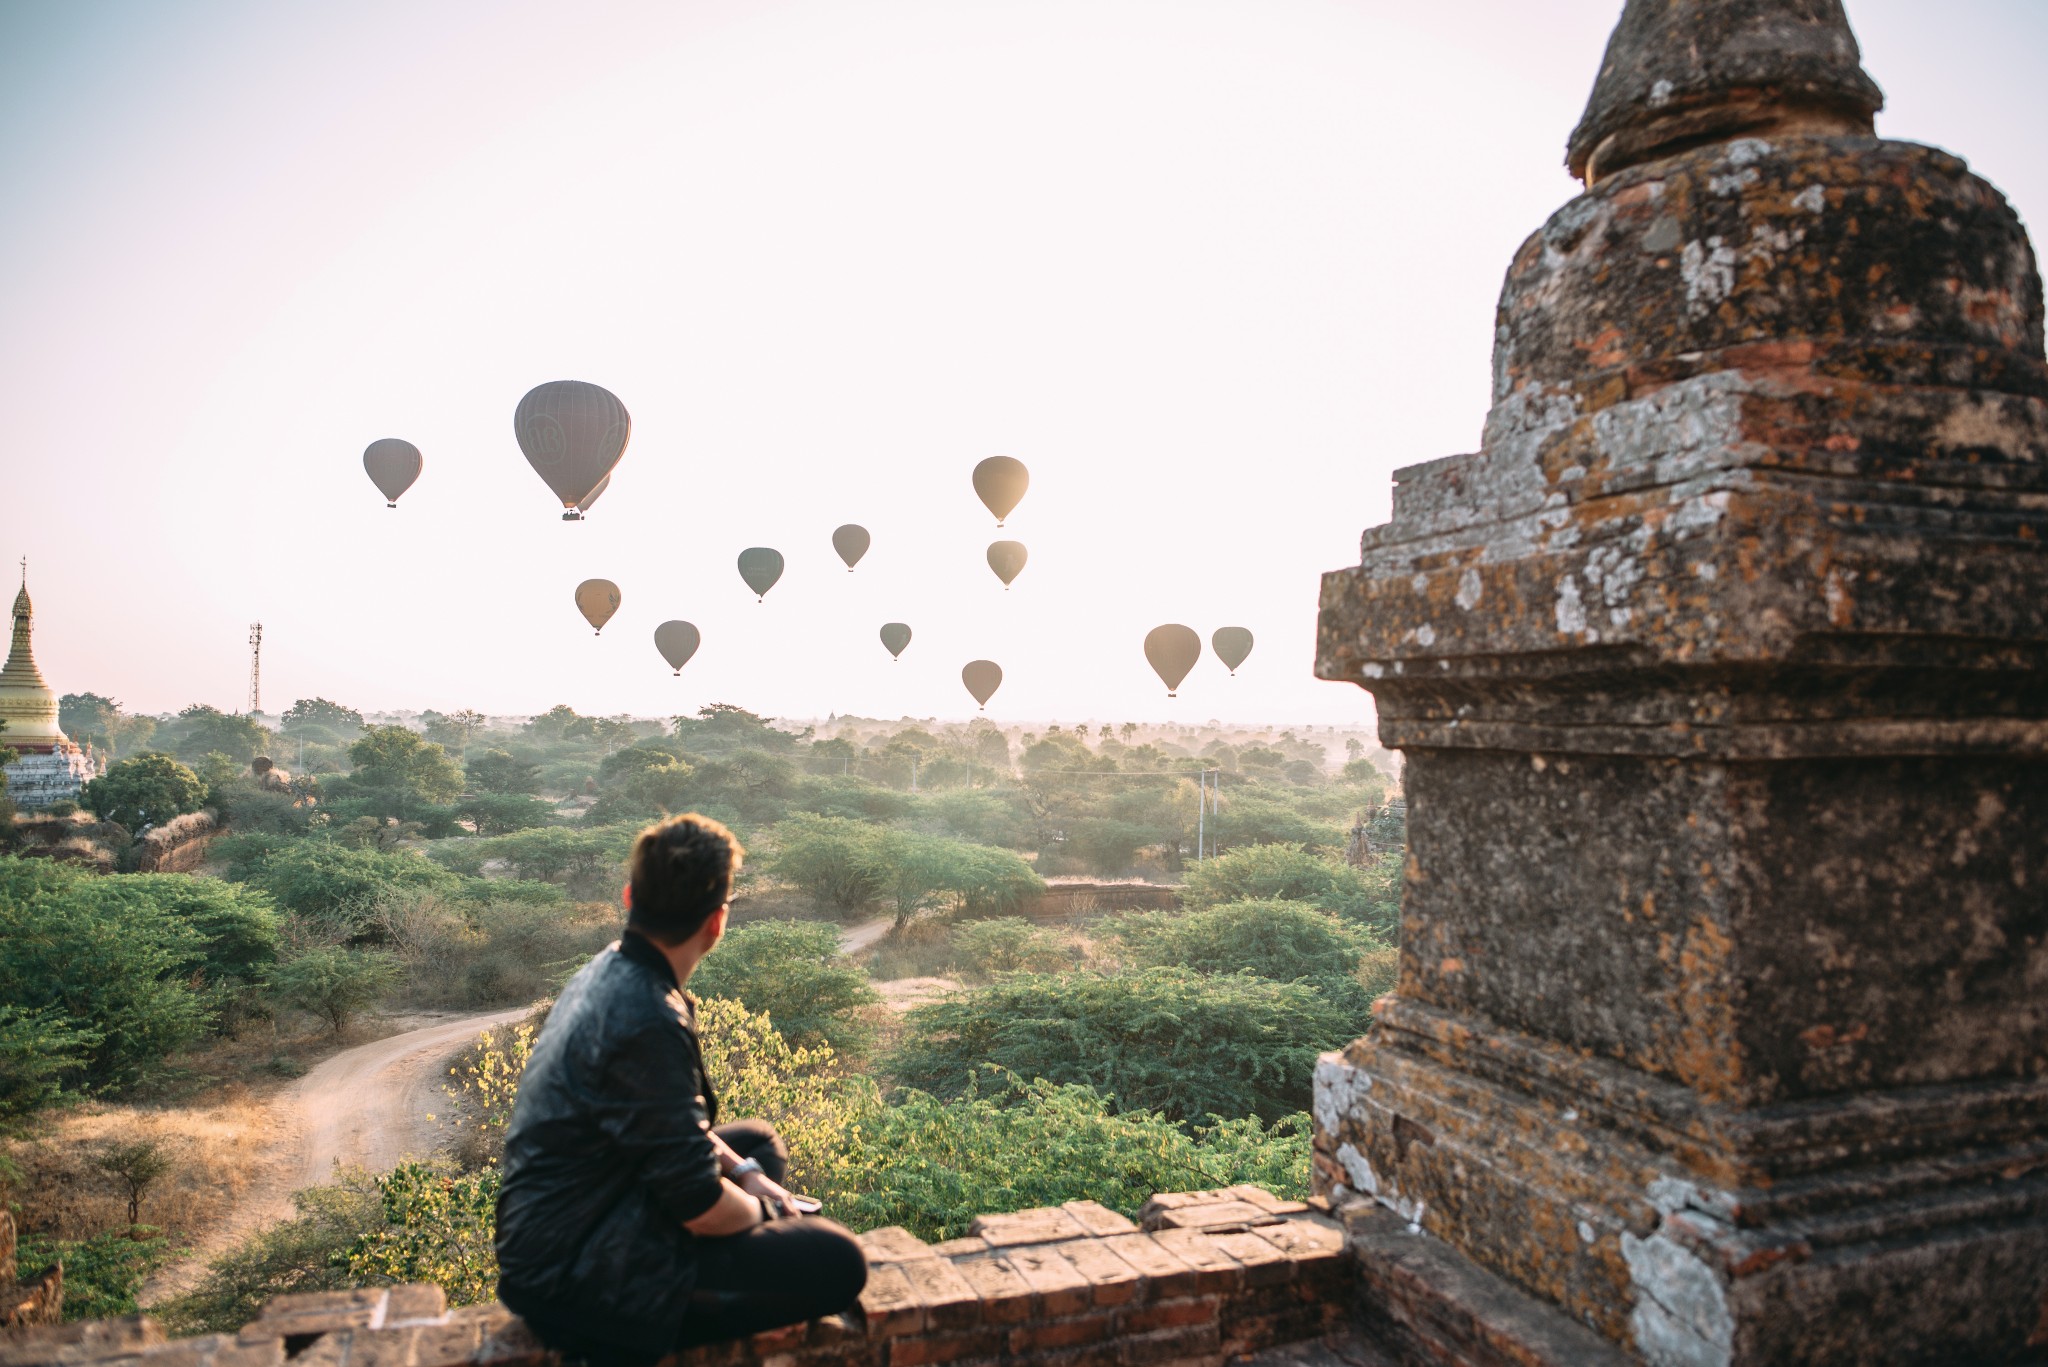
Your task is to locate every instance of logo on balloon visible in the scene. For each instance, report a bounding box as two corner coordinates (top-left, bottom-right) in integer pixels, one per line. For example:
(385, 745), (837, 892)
(524, 415), (567, 464)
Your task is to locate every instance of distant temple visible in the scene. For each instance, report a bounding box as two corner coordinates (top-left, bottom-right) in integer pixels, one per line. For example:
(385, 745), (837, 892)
(0, 566), (101, 809)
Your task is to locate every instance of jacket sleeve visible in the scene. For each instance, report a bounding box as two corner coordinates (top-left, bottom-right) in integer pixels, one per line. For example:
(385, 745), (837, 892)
(590, 1018), (726, 1226)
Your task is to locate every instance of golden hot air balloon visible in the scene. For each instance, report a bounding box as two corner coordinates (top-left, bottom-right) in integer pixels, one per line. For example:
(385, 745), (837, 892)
(515, 381), (630, 520)
(832, 525), (870, 571)
(972, 457), (1029, 526)
(363, 438), (422, 507)
(1212, 627), (1254, 675)
(575, 579), (622, 635)
(654, 621), (701, 674)
(737, 548), (784, 601)
(962, 660), (1003, 710)
(577, 473), (612, 514)
(986, 540), (1028, 589)
(1144, 624), (1202, 696)
(880, 622), (912, 660)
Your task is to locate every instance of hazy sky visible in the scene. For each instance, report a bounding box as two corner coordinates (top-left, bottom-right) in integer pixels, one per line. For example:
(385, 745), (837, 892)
(6, 1), (2044, 727)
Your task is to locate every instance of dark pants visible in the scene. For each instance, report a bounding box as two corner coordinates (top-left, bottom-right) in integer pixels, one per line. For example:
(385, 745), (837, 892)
(530, 1121), (867, 1367)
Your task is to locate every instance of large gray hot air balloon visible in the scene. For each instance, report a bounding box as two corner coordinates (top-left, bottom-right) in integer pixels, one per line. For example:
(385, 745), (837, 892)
(1144, 624), (1202, 696)
(986, 541), (1028, 589)
(363, 439), (422, 507)
(880, 622), (912, 660)
(737, 548), (784, 601)
(833, 525), (870, 571)
(575, 579), (622, 634)
(577, 473), (612, 514)
(1212, 627), (1254, 675)
(654, 620), (701, 674)
(962, 660), (1003, 710)
(515, 381), (630, 520)
(973, 457), (1029, 526)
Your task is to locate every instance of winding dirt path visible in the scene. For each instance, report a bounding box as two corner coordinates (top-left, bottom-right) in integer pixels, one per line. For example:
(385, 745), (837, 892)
(142, 1007), (533, 1305)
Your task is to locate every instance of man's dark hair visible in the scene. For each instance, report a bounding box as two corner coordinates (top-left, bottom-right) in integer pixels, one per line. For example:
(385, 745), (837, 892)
(627, 813), (744, 943)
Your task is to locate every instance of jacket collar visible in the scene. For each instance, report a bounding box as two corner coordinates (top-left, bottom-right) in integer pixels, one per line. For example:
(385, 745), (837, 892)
(618, 928), (679, 989)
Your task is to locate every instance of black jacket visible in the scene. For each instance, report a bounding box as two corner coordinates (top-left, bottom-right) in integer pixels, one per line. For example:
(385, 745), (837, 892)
(495, 933), (723, 1356)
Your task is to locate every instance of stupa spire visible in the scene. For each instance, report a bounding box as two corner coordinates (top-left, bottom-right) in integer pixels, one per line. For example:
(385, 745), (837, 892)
(1566, 0), (1884, 184)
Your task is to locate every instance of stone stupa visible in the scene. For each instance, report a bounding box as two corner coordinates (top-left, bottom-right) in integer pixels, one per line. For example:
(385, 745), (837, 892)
(1, 564), (101, 808)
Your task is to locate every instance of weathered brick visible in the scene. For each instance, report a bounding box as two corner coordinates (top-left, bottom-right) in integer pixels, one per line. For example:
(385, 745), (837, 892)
(1144, 1201), (1273, 1232)
(896, 1256), (983, 1331)
(1117, 1322), (1222, 1367)
(407, 1318), (483, 1367)
(859, 1263), (926, 1337)
(1221, 1186), (1306, 1216)
(343, 1326), (422, 1367)
(927, 1237), (990, 1259)
(207, 1337), (287, 1367)
(1006, 1311), (1114, 1354)
(968, 1207), (1088, 1248)
(1059, 1202), (1138, 1238)
(1097, 1235), (1199, 1303)
(808, 1311), (866, 1347)
(1056, 1237), (1141, 1306)
(254, 1289), (384, 1319)
(748, 1320), (811, 1353)
(885, 1326), (1009, 1366)
(382, 1285), (449, 1325)
(280, 1331), (352, 1367)
(472, 1312), (550, 1367)
(858, 1227), (935, 1264)
(0, 1316), (167, 1367)
(1142, 1230), (1244, 1294)
(1246, 1213), (1347, 1267)
(1112, 1297), (1220, 1337)
(1202, 1230), (1293, 1288)
(947, 1255), (1037, 1324)
(996, 1243), (1093, 1316)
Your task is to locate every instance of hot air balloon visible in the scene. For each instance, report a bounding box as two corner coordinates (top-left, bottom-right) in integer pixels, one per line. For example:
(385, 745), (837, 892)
(1212, 627), (1254, 675)
(363, 439), (422, 507)
(737, 548), (784, 601)
(576, 579), (622, 634)
(973, 457), (1029, 526)
(514, 381), (630, 520)
(1144, 624), (1202, 696)
(577, 473), (612, 514)
(832, 525), (870, 571)
(962, 660), (1003, 710)
(654, 621), (701, 674)
(880, 622), (912, 660)
(987, 541), (1028, 589)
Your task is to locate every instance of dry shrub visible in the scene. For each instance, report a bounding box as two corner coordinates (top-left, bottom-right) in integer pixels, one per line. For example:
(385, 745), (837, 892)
(3, 1094), (274, 1243)
(1358, 943), (1400, 1006)
(377, 893), (614, 1010)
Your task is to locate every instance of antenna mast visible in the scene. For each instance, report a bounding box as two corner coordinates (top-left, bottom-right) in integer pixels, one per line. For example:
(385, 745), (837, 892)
(248, 623), (263, 714)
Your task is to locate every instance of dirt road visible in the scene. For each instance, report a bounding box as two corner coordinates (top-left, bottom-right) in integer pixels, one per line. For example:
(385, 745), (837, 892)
(142, 1006), (533, 1304)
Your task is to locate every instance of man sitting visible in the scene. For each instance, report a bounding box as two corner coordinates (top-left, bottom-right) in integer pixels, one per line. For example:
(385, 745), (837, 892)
(495, 814), (868, 1366)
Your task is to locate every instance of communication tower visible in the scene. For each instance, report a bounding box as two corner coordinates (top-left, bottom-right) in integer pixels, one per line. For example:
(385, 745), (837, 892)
(248, 623), (263, 714)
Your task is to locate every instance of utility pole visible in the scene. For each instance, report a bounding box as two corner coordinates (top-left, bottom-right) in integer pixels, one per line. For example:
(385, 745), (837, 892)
(1196, 770), (1205, 861)
(247, 623), (263, 715)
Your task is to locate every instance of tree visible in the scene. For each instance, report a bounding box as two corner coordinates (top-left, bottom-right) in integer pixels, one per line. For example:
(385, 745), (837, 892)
(474, 826), (637, 895)
(1178, 842), (1386, 930)
(282, 698), (364, 732)
(335, 726), (465, 817)
(82, 753), (206, 831)
(689, 920), (880, 1055)
(268, 947), (398, 1033)
(1109, 899), (1380, 1022)
(465, 749), (542, 795)
(232, 841), (456, 935)
(672, 704), (802, 755)
(888, 967), (1356, 1125)
(61, 694), (153, 757)
(768, 816), (890, 916)
(171, 706), (272, 764)
(96, 1138), (175, 1225)
(456, 792), (555, 837)
(0, 1006), (98, 1122)
(422, 709), (488, 753)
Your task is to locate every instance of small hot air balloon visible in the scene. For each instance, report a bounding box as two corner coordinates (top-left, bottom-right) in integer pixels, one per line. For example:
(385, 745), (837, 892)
(987, 540), (1028, 589)
(737, 548), (784, 601)
(962, 660), (1003, 710)
(515, 381), (631, 520)
(833, 525), (870, 571)
(654, 620), (701, 674)
(363, 439), (422, 508)
(1144, 624), (1202, 696)
(1212, 627), (1254, 675)
(577, 473), (612, 514)
(880, 622), (912, 660)
(576, 579), (622, 634)
(973, 457), (1029, 526)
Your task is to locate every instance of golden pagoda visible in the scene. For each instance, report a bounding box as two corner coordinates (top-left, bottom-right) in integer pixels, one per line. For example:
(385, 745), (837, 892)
(1, 562), (100, 808)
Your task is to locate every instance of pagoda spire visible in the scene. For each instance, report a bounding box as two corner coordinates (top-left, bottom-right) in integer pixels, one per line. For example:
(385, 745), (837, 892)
(1566, 0), (1884, 184)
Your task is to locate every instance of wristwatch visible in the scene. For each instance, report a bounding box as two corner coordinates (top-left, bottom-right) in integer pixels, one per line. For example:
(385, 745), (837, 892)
(728, 1157), (764, 1180)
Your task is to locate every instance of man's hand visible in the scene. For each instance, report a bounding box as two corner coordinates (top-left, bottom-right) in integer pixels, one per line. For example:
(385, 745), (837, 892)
(735, 1168), (800, 1218)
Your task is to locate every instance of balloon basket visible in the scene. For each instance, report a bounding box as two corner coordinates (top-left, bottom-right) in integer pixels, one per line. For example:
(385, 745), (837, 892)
(562, 511), (583, 521)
